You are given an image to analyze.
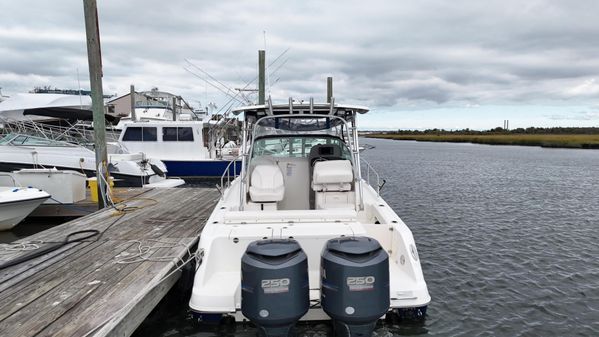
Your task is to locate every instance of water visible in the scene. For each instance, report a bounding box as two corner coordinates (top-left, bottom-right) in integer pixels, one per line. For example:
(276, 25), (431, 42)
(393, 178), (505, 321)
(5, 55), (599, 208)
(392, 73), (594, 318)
(136, 139), (599, 336)
(0, 217), (69, 243)
(364, 139), (599, 336)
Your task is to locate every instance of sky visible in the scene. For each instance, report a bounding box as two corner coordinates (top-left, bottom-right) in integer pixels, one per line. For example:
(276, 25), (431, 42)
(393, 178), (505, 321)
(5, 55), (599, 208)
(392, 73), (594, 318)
(1, 0), (599, 130)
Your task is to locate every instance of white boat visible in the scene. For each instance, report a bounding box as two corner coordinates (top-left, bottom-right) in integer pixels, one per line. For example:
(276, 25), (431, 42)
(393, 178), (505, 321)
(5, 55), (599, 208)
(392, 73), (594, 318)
(118, 120), (240, 177)
(108, 88), (198, 129)
(0, 93), (92, 122)
(2, 168), (87, 204)
(188, 100), (430, 336)
(0, 133), (184, 188)
(113, 106), (174, 130)
(0, 186), (50, 230)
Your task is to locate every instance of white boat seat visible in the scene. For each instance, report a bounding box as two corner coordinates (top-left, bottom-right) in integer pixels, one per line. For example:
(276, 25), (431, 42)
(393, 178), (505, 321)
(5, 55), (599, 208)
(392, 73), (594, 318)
(315, 191), (355, 209)
(311, 160), (355, 210)
(311, 160), (353, 192)
(249, 164), (285, 203)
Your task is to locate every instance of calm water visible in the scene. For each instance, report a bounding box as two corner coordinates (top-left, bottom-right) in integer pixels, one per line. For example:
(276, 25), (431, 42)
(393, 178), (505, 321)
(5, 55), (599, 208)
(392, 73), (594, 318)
(134, 139), (599, 337)
(365, 139), (599, 336)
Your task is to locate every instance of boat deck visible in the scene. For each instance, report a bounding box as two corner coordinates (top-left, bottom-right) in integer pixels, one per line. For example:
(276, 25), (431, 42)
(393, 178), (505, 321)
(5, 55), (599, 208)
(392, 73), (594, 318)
(0, 187), (219, 337)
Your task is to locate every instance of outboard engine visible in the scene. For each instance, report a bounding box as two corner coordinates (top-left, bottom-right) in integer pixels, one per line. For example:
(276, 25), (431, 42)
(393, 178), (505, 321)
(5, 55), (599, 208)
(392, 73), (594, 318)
(321, 237), (390, 337)
(241, 239), (309, 337)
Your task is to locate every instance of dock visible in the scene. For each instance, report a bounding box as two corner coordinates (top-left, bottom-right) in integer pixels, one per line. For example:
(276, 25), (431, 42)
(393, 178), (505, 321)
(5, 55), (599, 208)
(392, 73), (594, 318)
(29, 187), (153, 218)
(0, 187), (220, 337)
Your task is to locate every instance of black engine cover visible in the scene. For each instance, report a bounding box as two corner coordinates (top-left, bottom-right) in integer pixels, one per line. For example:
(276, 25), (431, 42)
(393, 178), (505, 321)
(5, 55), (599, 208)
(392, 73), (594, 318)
(241, 239), (309, 337)
(321, 236), (390, 337)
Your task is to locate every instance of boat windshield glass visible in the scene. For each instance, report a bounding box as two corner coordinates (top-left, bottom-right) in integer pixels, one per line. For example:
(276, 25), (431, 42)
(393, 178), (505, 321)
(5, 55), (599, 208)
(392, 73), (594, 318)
(254, 116), (346, 139)
(252, 136), (351, 159)
(0, 134), (13, 145)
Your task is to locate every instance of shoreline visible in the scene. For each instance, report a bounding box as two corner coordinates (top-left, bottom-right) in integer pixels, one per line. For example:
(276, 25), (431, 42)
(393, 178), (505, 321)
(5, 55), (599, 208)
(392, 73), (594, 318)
(364, 134), (599, 149)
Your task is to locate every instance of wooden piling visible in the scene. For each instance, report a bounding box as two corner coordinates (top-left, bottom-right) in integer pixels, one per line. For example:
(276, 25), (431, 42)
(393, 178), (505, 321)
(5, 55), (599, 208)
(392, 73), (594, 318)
(327, 77), (333, 103)
(130, 85), (136, 121)
(258, 50), (265, 105)
(83, 0), (109, 209)
(172, 96), (177, 121)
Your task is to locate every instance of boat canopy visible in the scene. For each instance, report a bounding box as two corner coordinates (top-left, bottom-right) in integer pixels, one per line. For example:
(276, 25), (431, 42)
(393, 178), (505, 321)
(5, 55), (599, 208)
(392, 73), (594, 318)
(232, 101), (369, 123)
(0, 93), (114, 123)
(253, 115), (348, 140)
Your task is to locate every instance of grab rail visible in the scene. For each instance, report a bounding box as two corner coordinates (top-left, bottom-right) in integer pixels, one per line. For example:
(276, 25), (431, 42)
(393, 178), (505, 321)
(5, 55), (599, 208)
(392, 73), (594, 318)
(361, 159), (385, 197)
(219, 155), (242, 199)
(0, 172), (19, 187)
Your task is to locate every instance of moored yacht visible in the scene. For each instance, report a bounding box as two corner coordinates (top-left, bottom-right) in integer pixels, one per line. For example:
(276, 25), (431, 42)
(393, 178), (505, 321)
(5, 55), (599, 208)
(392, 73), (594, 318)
(118, 120), (240, 177)
(189, 100), (430, 336)
(0, 133), (183, 187)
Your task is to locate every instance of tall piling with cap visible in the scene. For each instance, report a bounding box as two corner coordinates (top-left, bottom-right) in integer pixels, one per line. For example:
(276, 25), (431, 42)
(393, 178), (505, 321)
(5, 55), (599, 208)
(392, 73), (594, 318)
(130, 84), (136, 121)
(172, 96), (177, 121)
(258, 50), (265, 104)
(327, 76), (333, 103)
(83, 0), (109, 209)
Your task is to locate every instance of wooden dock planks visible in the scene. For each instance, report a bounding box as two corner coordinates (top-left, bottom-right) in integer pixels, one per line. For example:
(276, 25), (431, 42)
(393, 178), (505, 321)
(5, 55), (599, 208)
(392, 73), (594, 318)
(0, 187), (220, 337)
(28, 187), (152, 218)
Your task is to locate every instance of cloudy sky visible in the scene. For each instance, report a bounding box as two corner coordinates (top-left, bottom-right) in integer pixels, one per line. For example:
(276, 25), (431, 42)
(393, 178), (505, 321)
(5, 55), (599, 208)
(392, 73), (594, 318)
(1, 0), (599, 130)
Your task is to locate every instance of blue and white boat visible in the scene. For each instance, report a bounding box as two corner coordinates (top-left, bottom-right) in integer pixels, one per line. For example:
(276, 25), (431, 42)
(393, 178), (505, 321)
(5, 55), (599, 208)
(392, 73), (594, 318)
(118, 120), (241, 178)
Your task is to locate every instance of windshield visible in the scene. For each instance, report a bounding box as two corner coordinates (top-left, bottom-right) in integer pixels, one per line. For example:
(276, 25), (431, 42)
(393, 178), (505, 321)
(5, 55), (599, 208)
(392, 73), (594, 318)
(254, 116), (347, 140)
(0, 134), (13, 145)
(252, 136), (352, 159)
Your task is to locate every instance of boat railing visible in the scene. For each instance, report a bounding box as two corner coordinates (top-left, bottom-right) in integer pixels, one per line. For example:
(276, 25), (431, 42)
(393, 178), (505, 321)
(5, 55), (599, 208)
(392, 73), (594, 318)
(360, 159), (385, 197)
(0, 118), (120, 145)
(219, 155), (242, 198)
(0, 172), (19, 187)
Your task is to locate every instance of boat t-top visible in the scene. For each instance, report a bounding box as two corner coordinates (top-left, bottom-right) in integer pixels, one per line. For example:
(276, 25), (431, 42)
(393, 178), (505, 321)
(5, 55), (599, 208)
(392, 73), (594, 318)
(189, 99), (430, 337)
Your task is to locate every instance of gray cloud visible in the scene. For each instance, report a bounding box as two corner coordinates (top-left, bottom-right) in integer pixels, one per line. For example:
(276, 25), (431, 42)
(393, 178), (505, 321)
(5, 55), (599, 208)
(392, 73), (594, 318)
(1, 0), (599, 114)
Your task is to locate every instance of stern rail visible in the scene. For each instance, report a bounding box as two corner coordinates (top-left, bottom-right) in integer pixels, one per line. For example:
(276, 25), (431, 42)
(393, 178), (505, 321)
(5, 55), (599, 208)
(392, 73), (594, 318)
(219, 155), (242, 199)
(361, 159), (385, 197)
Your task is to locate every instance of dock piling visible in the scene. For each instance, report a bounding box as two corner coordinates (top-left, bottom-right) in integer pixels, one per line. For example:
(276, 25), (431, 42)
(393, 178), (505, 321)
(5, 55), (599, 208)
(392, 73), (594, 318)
(172, 96), (177, 121)
(83, 0), (109, 209)
(327, 76), (333, 103)
(130, 85), (136, 121)
(258, 50), (265, 105)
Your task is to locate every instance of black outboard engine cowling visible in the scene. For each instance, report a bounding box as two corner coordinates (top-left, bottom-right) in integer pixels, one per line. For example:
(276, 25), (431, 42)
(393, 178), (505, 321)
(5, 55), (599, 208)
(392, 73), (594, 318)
(241, 239), (309, 337)
(321, 236), (390, 337)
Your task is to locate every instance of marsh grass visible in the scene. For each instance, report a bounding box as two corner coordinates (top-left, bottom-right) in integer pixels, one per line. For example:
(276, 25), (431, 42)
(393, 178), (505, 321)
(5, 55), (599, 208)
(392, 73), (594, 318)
(367, 134), (599, 149)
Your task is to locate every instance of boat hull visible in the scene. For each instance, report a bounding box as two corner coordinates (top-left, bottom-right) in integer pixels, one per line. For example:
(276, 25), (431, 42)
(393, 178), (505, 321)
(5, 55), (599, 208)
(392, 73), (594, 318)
(0, 193), (50, 231)
(162, 160), (241, 177)
(0, 162), (152, 187)
(188, 180), (431, 321)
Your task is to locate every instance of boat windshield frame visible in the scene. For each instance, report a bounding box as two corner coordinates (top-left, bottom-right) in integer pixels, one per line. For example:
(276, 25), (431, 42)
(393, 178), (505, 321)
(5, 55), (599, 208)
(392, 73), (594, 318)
(0, 133), (78, 147)
(250, 114), (353, 151)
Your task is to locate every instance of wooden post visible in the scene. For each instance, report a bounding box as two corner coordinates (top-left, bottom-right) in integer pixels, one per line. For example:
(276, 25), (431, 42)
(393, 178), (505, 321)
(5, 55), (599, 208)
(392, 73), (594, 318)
(172, 96), (177, 121)
(327, 77), (333, 103)
(130, 84), (136, 121)
(83, 0), (108, 209)
(258, 50), (265, 105)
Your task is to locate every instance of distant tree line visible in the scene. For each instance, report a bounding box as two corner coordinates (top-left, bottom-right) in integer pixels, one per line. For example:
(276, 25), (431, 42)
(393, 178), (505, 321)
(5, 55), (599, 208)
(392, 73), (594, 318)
(381, 127), (599, 135)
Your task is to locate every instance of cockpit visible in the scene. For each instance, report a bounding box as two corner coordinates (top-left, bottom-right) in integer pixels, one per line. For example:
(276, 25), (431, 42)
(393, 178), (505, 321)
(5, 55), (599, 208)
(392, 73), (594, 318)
(245, 115), (358, 211)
